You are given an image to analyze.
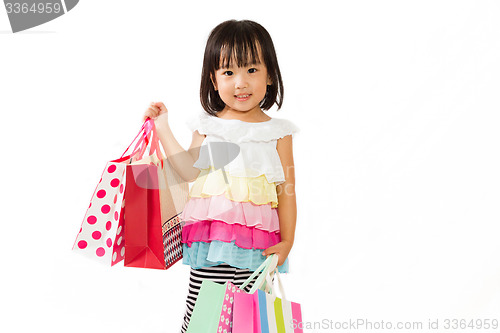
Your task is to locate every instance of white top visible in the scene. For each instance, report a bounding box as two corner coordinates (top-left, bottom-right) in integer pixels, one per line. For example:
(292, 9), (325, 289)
(185, 112), (300, 185)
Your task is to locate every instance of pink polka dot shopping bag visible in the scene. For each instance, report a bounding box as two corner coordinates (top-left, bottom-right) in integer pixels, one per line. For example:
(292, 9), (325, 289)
(72, 119), (188, 269)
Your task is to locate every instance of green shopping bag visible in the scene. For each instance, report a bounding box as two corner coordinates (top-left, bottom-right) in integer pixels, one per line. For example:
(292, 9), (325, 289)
(186, 256), (279, 333)
(185, 279), (226, 333)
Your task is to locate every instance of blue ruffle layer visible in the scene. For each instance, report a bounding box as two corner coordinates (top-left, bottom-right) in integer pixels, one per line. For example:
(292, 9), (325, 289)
(182, 240), (289, 273)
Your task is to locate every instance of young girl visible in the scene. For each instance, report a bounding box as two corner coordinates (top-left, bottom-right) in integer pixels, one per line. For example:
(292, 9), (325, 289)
(142, 19), (299, 332)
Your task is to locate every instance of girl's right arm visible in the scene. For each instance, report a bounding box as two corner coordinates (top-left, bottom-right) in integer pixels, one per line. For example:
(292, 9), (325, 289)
(143, 102), (206, 183)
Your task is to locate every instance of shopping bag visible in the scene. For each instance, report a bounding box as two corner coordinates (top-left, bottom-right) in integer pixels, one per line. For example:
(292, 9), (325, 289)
(218, 281), (242, 332)
(157, 151), (189, 268)
(123, 121), (188, 270)
(234, 254), (303, 333)
(232, 255), (278, 333)
(185, 279), (243, 333)
(72, 119), (159, 265)
(233, 284), (260, 333)
(250, 287), (302, 333)
(186, 256), (277, 333)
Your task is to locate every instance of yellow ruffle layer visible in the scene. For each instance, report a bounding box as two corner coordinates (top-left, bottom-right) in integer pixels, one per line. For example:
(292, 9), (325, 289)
(189, 167), (278, 208)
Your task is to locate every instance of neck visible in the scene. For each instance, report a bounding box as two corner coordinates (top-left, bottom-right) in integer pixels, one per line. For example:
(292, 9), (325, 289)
(218, 107), (269, 121)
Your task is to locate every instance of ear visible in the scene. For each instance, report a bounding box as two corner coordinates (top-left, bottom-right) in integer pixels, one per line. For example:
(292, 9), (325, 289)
(210, 73), (218, 91)
(267, 75), (272, 86)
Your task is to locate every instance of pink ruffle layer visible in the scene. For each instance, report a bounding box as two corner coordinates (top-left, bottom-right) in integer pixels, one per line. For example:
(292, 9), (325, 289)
(180, 194), (280, 232)
(181, 220), (282, 250)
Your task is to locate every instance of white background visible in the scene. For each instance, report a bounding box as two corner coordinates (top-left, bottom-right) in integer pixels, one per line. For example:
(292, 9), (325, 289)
(1, 1), (500, 332)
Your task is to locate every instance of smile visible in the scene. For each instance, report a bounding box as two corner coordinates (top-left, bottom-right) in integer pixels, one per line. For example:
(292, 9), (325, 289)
(235, 94), (251, 101)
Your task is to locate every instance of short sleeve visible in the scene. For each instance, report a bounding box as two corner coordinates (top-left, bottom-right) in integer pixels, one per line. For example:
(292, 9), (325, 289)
(275, 118), (300, 140)
(185, 114), (202, 133)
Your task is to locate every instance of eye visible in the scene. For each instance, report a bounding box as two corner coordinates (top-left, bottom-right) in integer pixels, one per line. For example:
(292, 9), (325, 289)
(223, 70), (233, 76)
(248, 68), (257, 73)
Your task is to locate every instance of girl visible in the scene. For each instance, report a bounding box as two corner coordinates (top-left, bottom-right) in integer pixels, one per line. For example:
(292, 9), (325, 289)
(142, 19), (300, 332)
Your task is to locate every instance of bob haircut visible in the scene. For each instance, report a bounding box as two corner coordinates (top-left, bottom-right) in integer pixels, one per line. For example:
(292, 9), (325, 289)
(200, 20), (284, 115)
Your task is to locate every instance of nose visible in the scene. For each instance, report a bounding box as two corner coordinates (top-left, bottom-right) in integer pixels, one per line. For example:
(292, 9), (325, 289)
(234, 74), (248, 89)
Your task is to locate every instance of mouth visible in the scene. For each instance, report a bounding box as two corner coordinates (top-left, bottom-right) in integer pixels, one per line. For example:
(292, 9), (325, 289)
(235, 94), (251, 101)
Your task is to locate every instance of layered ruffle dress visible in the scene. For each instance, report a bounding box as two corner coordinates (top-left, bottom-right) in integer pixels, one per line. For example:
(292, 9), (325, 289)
(180, 112), (300, 273)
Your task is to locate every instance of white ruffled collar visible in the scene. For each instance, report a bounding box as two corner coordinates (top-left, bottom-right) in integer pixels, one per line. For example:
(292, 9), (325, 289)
(185, 112), (300, 143)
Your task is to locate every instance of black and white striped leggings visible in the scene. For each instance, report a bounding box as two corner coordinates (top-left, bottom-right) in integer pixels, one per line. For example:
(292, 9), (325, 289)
(180, 263), (275, 333)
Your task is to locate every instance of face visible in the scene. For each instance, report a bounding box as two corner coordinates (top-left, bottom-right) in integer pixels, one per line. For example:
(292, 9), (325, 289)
(212, 50), (271, 115)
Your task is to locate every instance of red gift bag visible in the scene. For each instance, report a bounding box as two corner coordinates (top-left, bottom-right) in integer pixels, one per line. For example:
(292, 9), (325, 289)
(123, 121), (188, 270)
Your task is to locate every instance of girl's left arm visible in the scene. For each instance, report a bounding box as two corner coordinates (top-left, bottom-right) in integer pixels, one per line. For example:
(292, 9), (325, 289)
(262, 134), (296, 267)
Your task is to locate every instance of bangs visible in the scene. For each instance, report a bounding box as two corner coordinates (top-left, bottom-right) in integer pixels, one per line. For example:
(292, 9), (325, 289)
(216, 36), (262, 69)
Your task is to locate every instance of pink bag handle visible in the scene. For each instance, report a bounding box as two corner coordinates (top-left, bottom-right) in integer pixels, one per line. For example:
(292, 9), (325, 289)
(120, 119), (154, 158)
(112, 118), (164, 163)
(131, 119), (164, 163)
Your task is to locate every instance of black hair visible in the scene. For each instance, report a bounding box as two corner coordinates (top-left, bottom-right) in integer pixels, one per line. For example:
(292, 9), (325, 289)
(200, 20), (284, 115)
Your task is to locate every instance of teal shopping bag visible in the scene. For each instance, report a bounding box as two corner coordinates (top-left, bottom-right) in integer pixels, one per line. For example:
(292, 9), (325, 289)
(186, 279), (226, 333)
(186, 279), (245, 333)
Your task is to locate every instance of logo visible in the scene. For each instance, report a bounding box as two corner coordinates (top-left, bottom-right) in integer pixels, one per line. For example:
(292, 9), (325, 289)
(4, 0), (79, 33)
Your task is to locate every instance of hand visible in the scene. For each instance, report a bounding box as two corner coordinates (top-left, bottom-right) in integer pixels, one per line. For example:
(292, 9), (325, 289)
(262, 240), (293, 267)
(142, 102), (169, 129)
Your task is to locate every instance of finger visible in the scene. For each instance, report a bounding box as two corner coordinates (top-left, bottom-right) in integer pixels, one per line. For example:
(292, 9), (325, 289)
(149, 105), (160, 114)
(264, 245), (277, 255)
(157, 106), (167, 115)
(152, 102), (162, 111)
(148, 103), (157, 113)
(146, 108), (159, 118)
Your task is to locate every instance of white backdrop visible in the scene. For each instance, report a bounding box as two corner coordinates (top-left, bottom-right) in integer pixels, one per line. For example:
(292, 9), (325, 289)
(1, 1), (499, 332)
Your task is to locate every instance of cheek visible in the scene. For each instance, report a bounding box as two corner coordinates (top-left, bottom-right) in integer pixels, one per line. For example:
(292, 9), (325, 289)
(256, 79), (269, 93)
(218, 81), (233, 93)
